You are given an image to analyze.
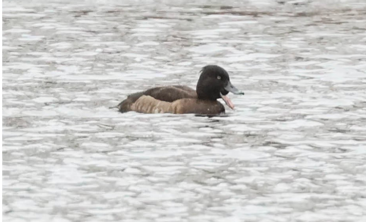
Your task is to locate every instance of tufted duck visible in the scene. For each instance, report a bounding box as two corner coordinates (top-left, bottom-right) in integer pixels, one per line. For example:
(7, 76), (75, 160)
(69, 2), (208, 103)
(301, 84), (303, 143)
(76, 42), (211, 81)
(118, 65), (244, 115)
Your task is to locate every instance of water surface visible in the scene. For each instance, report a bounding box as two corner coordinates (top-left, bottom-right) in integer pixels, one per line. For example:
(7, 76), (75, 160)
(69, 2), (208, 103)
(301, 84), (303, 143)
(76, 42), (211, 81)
(3, 0), (366, 221)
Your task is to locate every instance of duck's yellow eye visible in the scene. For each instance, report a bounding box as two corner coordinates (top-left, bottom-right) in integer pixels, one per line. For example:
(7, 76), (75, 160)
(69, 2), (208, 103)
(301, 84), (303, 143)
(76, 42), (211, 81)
(217, 76), (221, 80)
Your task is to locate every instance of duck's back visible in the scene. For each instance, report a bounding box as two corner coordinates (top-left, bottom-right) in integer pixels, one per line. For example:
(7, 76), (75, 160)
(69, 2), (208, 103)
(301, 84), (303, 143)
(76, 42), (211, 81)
(144, 85), (197, 102)
(118, 85), (197, 113)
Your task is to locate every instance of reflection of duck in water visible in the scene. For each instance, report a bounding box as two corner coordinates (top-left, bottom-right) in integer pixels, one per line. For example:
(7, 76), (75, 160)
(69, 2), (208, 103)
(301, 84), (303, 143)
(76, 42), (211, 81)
(118, 65), (244, 115)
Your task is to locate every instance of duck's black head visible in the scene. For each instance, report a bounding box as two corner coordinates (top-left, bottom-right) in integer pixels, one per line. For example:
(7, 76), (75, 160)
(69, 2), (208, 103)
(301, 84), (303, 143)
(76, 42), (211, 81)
(196, 65), (244, 109)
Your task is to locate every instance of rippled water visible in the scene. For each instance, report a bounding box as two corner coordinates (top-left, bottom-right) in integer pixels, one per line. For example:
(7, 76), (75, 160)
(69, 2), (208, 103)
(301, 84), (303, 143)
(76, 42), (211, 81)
(3, 0), (366, 221)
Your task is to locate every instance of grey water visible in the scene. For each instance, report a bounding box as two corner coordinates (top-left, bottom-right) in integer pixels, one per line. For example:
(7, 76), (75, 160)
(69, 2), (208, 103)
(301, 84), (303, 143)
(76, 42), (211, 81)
(2, 0), (366, 221)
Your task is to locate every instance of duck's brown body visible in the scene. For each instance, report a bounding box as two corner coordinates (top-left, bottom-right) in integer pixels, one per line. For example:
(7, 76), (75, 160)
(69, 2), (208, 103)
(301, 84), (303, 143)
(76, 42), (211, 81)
(118, 85), (225, 115)
(118, 65), (244, 115)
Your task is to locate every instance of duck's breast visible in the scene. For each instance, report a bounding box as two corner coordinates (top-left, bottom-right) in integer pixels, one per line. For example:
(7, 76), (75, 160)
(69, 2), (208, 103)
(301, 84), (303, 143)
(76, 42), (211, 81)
(173, 99), (225, 115)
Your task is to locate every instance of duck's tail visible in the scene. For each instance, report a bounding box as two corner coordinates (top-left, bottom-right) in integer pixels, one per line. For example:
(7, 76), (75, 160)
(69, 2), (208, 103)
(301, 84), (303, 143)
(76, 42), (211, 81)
(117, 92), (144, 113)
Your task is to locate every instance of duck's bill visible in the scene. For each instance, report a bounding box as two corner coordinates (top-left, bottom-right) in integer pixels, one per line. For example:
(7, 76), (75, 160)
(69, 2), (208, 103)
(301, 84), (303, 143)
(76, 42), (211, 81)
(224, 82), (244, 95)
(221, 82), (244, 110)
(220, 93), (235, 109)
